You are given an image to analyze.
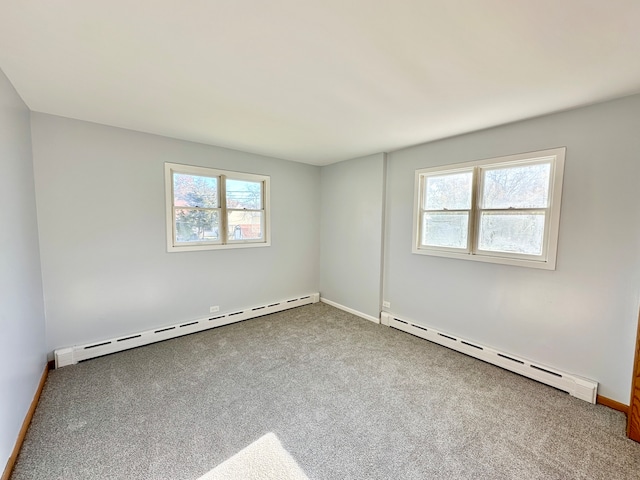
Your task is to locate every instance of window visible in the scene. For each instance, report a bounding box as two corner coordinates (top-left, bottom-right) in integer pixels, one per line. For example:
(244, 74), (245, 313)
(413, 148), (565, 269)
(165, 163), (270, 252)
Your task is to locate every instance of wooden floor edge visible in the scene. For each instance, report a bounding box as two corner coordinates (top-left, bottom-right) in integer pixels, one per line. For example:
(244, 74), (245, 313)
(1, 364), (49, 480)
(597, 394), (629, 415)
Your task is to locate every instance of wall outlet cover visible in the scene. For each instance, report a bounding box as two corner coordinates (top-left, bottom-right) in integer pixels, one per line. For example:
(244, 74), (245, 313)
(382, 301), (390, 308)
(210, 306), (220, 313)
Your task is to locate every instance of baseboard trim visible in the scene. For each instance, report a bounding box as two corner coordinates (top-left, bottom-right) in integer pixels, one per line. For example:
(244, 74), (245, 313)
(1, 364), (48, 480)
(382, 312), (598, 404)
(597, 395), (629, 415)
(55, 293), (320, 368)
(320, 297), (380, 324)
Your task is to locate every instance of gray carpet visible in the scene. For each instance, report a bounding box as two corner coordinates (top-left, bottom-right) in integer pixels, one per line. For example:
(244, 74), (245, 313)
(11, 303), (640, 479)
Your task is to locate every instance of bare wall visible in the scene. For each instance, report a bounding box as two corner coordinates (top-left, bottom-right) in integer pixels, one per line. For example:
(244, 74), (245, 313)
(319, 153), (385, 319)
(30, 113), (320, 353)
(383, 94), (640, 403)
(0, 69), (46, 468)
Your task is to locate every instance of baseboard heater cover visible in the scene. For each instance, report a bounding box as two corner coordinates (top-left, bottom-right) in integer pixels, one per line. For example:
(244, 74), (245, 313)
(54, 293), (320, 368)
(380, 312), (598, 404)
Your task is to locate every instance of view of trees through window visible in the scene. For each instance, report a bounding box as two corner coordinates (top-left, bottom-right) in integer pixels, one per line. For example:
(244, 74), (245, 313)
(420, 160), (552, 255)
(423, 171), (473, 249)
(478, 163), (550, 255)
(173, 173), (220, 243)
(172, 173), (264, 244)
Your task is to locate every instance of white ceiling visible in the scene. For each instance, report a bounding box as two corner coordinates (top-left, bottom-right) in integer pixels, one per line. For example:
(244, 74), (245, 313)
(1, 1), (639, 165)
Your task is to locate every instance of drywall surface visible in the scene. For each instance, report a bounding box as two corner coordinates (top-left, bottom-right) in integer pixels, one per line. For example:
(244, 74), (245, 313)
(31, 114), (320, 353)
(0, 69), (46, 468)
(384, 94), (640, 403)
(319, 153), (385, 319)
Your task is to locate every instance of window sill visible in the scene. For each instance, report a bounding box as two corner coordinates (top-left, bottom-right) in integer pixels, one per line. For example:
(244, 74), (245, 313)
(412, 247), (556, 270)
(167, 241), (271, 253)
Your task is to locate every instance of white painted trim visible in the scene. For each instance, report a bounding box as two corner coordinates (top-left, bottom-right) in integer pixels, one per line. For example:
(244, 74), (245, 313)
(320, 297), (380, 324)
(164, 162), (271, 252)
(412, 147), (566, 270)
(54, 293), (320, 368)
(381, 312), (597, 404)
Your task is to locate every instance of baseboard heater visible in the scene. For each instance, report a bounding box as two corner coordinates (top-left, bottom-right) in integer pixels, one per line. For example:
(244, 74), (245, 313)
(380, 312), (598, 404)
(54, 293), (320, 368)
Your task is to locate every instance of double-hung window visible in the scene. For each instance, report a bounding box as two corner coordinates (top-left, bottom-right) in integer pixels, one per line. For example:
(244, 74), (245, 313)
(413, 147), (565, 269)
(165, 163), (270, 252)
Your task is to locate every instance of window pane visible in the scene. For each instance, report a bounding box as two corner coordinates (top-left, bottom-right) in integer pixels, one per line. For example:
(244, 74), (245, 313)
(422, 212), (469, 249)
(481, 163), (550, 209)
(173, 173), (218, 208)
(175, 209), (220, 243)
(226, 179), (262, 210)
(424, 171), (473, 210)
(478, 212), (545, 255)
(228, 210), (263, 241)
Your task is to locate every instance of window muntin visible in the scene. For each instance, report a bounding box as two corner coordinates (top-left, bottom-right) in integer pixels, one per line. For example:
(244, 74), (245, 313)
(413, 148), (565, 269)
(165, 163), (270, 251)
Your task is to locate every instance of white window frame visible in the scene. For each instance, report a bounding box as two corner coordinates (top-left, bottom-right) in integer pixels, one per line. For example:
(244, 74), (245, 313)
(165, 162), (271, 252)
(412, 147), (565, 270)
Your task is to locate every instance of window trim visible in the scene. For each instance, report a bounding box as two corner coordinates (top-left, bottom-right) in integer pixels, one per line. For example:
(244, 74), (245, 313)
(165, 162), (271, 252)
(412, 147), (565, 270)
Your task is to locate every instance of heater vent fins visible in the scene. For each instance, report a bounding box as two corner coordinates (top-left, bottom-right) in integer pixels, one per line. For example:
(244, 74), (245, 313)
(498, 353), (524, 364)
(155, 326), (175, 333)
(383, 312), (597, 404)
(84, 341), (111, 350)
(531, 365), (562, 377)
(438, 333), (457, 341)
(117, 335), (142, 342)
(55, 293), (320, 369)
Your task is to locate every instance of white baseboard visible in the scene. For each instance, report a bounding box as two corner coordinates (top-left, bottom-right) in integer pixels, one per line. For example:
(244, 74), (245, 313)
(381, 312), (598, 404)
(320, 297), (380, 324)
(54, 293), (320, 368)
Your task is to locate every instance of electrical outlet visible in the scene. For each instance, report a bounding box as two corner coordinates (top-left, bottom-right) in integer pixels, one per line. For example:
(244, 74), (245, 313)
(210, 306), (220, 313)
(382, 301), (390, 309)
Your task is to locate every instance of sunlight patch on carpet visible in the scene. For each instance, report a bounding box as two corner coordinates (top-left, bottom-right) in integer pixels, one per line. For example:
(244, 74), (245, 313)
(196, 432), (309, 480)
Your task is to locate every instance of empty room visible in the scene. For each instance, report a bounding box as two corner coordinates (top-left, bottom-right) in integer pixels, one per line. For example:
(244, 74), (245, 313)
(2, 1), (640, 479)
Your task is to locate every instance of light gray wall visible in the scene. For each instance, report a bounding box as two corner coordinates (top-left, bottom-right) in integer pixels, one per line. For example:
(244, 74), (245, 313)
(319, 154), (386, 318)
(0, 70), (46, 467)
(30, 113), (320, 353)
(384, 94), (640, 403)
(319, 153), (385, 319)
(8, 82), (640, 426)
